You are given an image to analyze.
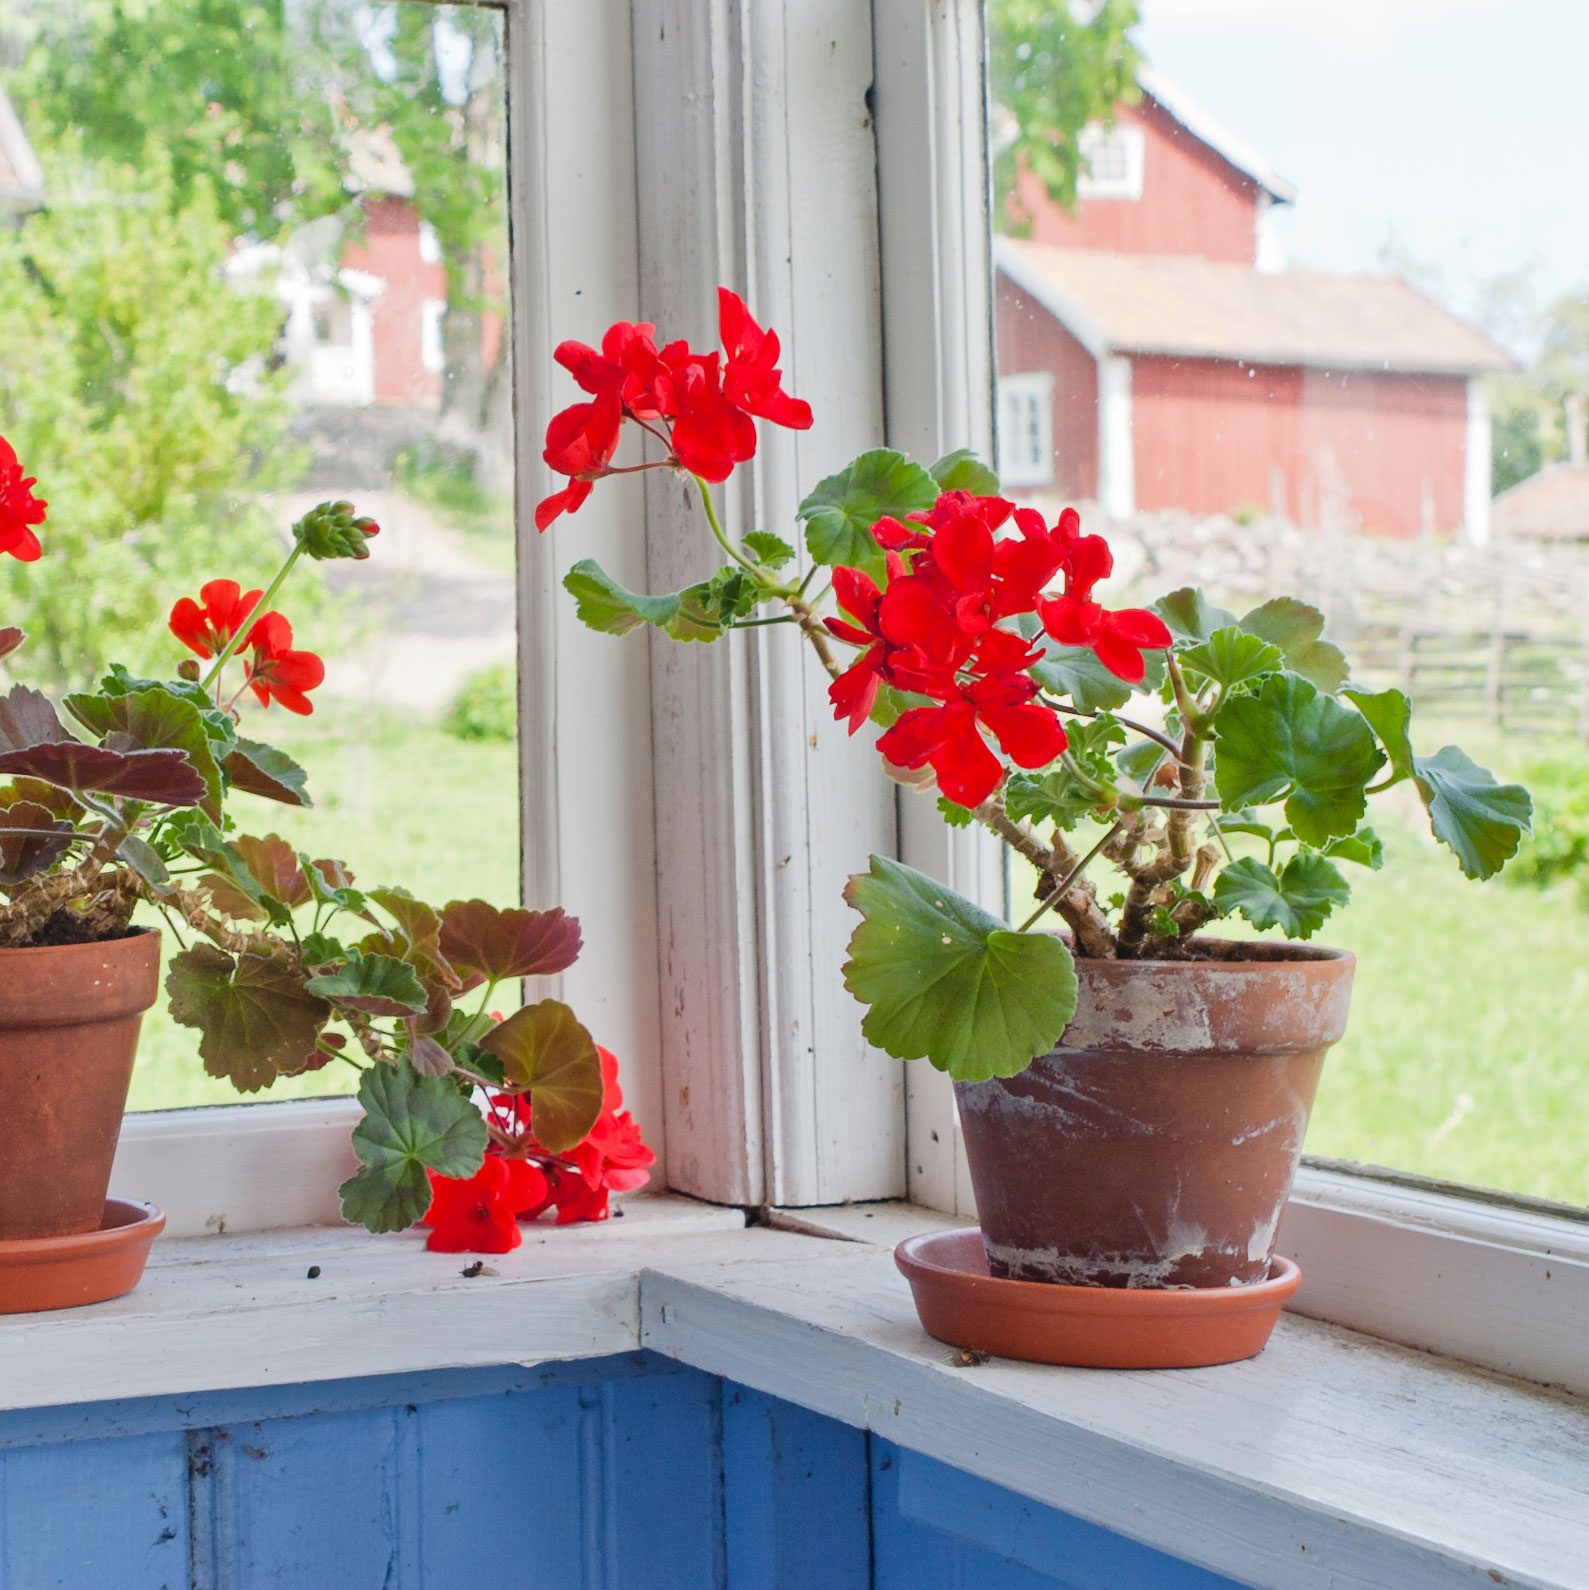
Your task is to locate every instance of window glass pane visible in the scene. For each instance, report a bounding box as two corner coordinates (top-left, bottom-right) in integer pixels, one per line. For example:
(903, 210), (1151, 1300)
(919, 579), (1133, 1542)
(987, 0), (1586, 1206)
(0, 0), (517, 1110)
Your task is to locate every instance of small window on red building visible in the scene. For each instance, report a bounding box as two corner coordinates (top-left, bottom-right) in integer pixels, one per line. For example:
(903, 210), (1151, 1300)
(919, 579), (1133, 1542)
(997, 372), (1054, 488)
(1075, 122), (1145, 200)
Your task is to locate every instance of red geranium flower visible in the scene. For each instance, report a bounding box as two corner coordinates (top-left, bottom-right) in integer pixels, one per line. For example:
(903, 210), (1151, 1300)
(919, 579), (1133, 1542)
(168, 579), (265, 660)
(656, 344), (757, 482)
(1030, 506), (1172, 684)
(878, 658), (1067, 809)
(422, 1157), (526, 1254)
(0, 436), (47, 563)
(718, 288), (813, 430)
(535, 393), (622, 531)
(244, 612), (325, 715)
(825, 558), (915, 731)
(485, 1045), (656, 1227)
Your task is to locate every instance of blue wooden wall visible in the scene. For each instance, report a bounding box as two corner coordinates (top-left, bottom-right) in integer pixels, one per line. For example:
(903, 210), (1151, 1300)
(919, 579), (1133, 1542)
(0, 1354), (1235, 1588)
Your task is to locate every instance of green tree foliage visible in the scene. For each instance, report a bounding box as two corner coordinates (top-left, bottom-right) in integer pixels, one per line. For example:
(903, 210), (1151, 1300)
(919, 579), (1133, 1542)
(12, 0), (510, 458)
(8, 0), (344, 237)
(0, 154), (303, 684)
(988, 0), (1142, 232)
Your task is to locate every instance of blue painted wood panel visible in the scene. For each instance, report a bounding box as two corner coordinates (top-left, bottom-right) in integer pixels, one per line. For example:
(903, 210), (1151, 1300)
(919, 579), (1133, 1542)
(873, 1439), (1239, 1589)
(0, 1353), (1236, 1588)
(722, 1382), (870, 1590)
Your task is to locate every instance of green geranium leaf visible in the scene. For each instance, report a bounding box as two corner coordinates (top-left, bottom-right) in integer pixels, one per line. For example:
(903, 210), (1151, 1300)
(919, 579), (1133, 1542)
(563, 559), (727, 643)
(1213, 852), (1351, 940)
(1344, 687), (1415, 783)
(1213, 673), (1386, 845)
(1412, 745), (1532, 881)
(937, 796), (975, 829)
(929, 448), (1001, 495)
(116, 834), (170, 891)
(299, 932), (347, 968)
(797, 449), (937, 582)
(1324, 827), (1386, 870)
(1240, 598), (1349, 694)
(1154, 588), (1238, 644)
(1003, 767), (1106, 832)
(338, 1060), (488, 1234)
(225, 738), (312, 807)
(1215, 810), (1280, 845)
(682, 564), (764, 628)
(1030, 641), (1133, 712)
(1116, 738), (1170, 786)
(306, 950), (430, 1016)
(841, 856), (1078, 1082)
(480, 998), (604, 1152)
(743, 530), (796, 569)
(165, 944), (332, 1093)
(1179, 626), (1284, 692)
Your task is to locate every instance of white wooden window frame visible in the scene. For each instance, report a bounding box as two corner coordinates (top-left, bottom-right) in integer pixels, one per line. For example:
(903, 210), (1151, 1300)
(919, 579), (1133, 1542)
(995, 371), (1055, 488)
(104, 0), (1589, 1403)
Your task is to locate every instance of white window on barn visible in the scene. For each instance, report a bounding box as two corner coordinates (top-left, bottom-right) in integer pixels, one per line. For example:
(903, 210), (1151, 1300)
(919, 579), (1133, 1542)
(1076, 121), (1145, 200)
(997, 372), (1054, 488)
(420, 297), (446, 372)
(417, 219), (441, 264)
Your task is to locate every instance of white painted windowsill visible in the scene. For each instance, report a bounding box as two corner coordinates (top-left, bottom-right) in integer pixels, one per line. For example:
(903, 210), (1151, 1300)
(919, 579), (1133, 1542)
(4, 1194), (1585, 1590)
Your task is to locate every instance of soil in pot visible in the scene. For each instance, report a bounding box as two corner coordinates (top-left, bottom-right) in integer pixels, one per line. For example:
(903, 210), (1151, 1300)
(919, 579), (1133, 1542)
(0, 929), (162, 1242)
(953, 941), (1354, 1290)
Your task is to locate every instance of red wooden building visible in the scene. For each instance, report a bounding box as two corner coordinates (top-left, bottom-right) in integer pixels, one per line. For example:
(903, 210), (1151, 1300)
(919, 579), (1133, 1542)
(995, 71), (1511, 539)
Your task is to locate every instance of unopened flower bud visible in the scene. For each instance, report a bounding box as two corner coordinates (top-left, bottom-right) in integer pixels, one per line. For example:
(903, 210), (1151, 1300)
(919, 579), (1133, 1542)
(177, 658), (202, 681)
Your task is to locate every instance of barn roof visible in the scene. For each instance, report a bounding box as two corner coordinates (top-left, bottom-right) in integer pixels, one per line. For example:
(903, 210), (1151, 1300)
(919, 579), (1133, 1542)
(1492, 464), (1589, 541)
(0, 88), (44, 212)
(1137, 70), (1296, 206)
(997, 239), (1514, 378)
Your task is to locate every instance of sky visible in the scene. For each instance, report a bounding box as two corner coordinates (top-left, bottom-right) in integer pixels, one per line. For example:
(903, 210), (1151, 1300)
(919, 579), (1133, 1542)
(1132, 0), (1589, 344)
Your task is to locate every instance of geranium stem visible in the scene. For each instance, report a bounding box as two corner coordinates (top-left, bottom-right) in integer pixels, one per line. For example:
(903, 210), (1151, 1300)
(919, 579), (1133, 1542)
(691, 474), (761, 575)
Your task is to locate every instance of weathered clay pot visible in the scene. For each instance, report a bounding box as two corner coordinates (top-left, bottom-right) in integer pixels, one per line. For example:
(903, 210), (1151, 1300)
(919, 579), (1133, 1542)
(954, 943), (1354, 1289)
(0, 930), (162, 1241)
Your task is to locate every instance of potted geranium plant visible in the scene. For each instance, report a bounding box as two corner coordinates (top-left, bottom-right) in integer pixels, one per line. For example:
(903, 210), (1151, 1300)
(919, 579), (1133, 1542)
(0, 435), (651, 1313)
(533, 290), (1532, 1367)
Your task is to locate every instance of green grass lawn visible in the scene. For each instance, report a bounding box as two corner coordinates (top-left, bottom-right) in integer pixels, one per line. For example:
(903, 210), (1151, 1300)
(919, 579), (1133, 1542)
(126, 703), (520, 1112)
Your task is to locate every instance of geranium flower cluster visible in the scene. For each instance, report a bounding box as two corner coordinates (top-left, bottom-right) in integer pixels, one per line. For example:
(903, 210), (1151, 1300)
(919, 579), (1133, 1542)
(422, 1046), (656, 1253)
(535, 287), (812, 530)
(169, 578), (328, 716)
(0, 437), (47, 564)
(824, 494), (1172, 808)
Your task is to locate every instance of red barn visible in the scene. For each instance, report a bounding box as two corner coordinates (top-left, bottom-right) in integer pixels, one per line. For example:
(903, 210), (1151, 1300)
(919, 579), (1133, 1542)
(996, 71), (1512, 539)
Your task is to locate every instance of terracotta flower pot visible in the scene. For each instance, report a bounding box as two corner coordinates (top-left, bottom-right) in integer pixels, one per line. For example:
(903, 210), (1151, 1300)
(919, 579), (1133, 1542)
(953, 943), (1354, 1290)
(0, 929), (162, 1241)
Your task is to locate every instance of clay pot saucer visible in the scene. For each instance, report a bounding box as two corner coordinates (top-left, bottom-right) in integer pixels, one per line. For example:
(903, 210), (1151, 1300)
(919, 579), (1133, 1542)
(896, 1227), (1300, 1370)
(0, 1199), (165, 1315)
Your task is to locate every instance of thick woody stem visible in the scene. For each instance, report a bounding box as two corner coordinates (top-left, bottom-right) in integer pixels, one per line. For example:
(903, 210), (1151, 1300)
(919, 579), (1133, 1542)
(783, 593), (843, 682)
(973, 798), (1118, 958)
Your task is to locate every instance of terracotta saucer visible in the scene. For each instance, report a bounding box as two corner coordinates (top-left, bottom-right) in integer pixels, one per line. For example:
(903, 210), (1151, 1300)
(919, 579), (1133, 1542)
(0, 1199), (165, 1315)
(895, 1227), (1300, 1369)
